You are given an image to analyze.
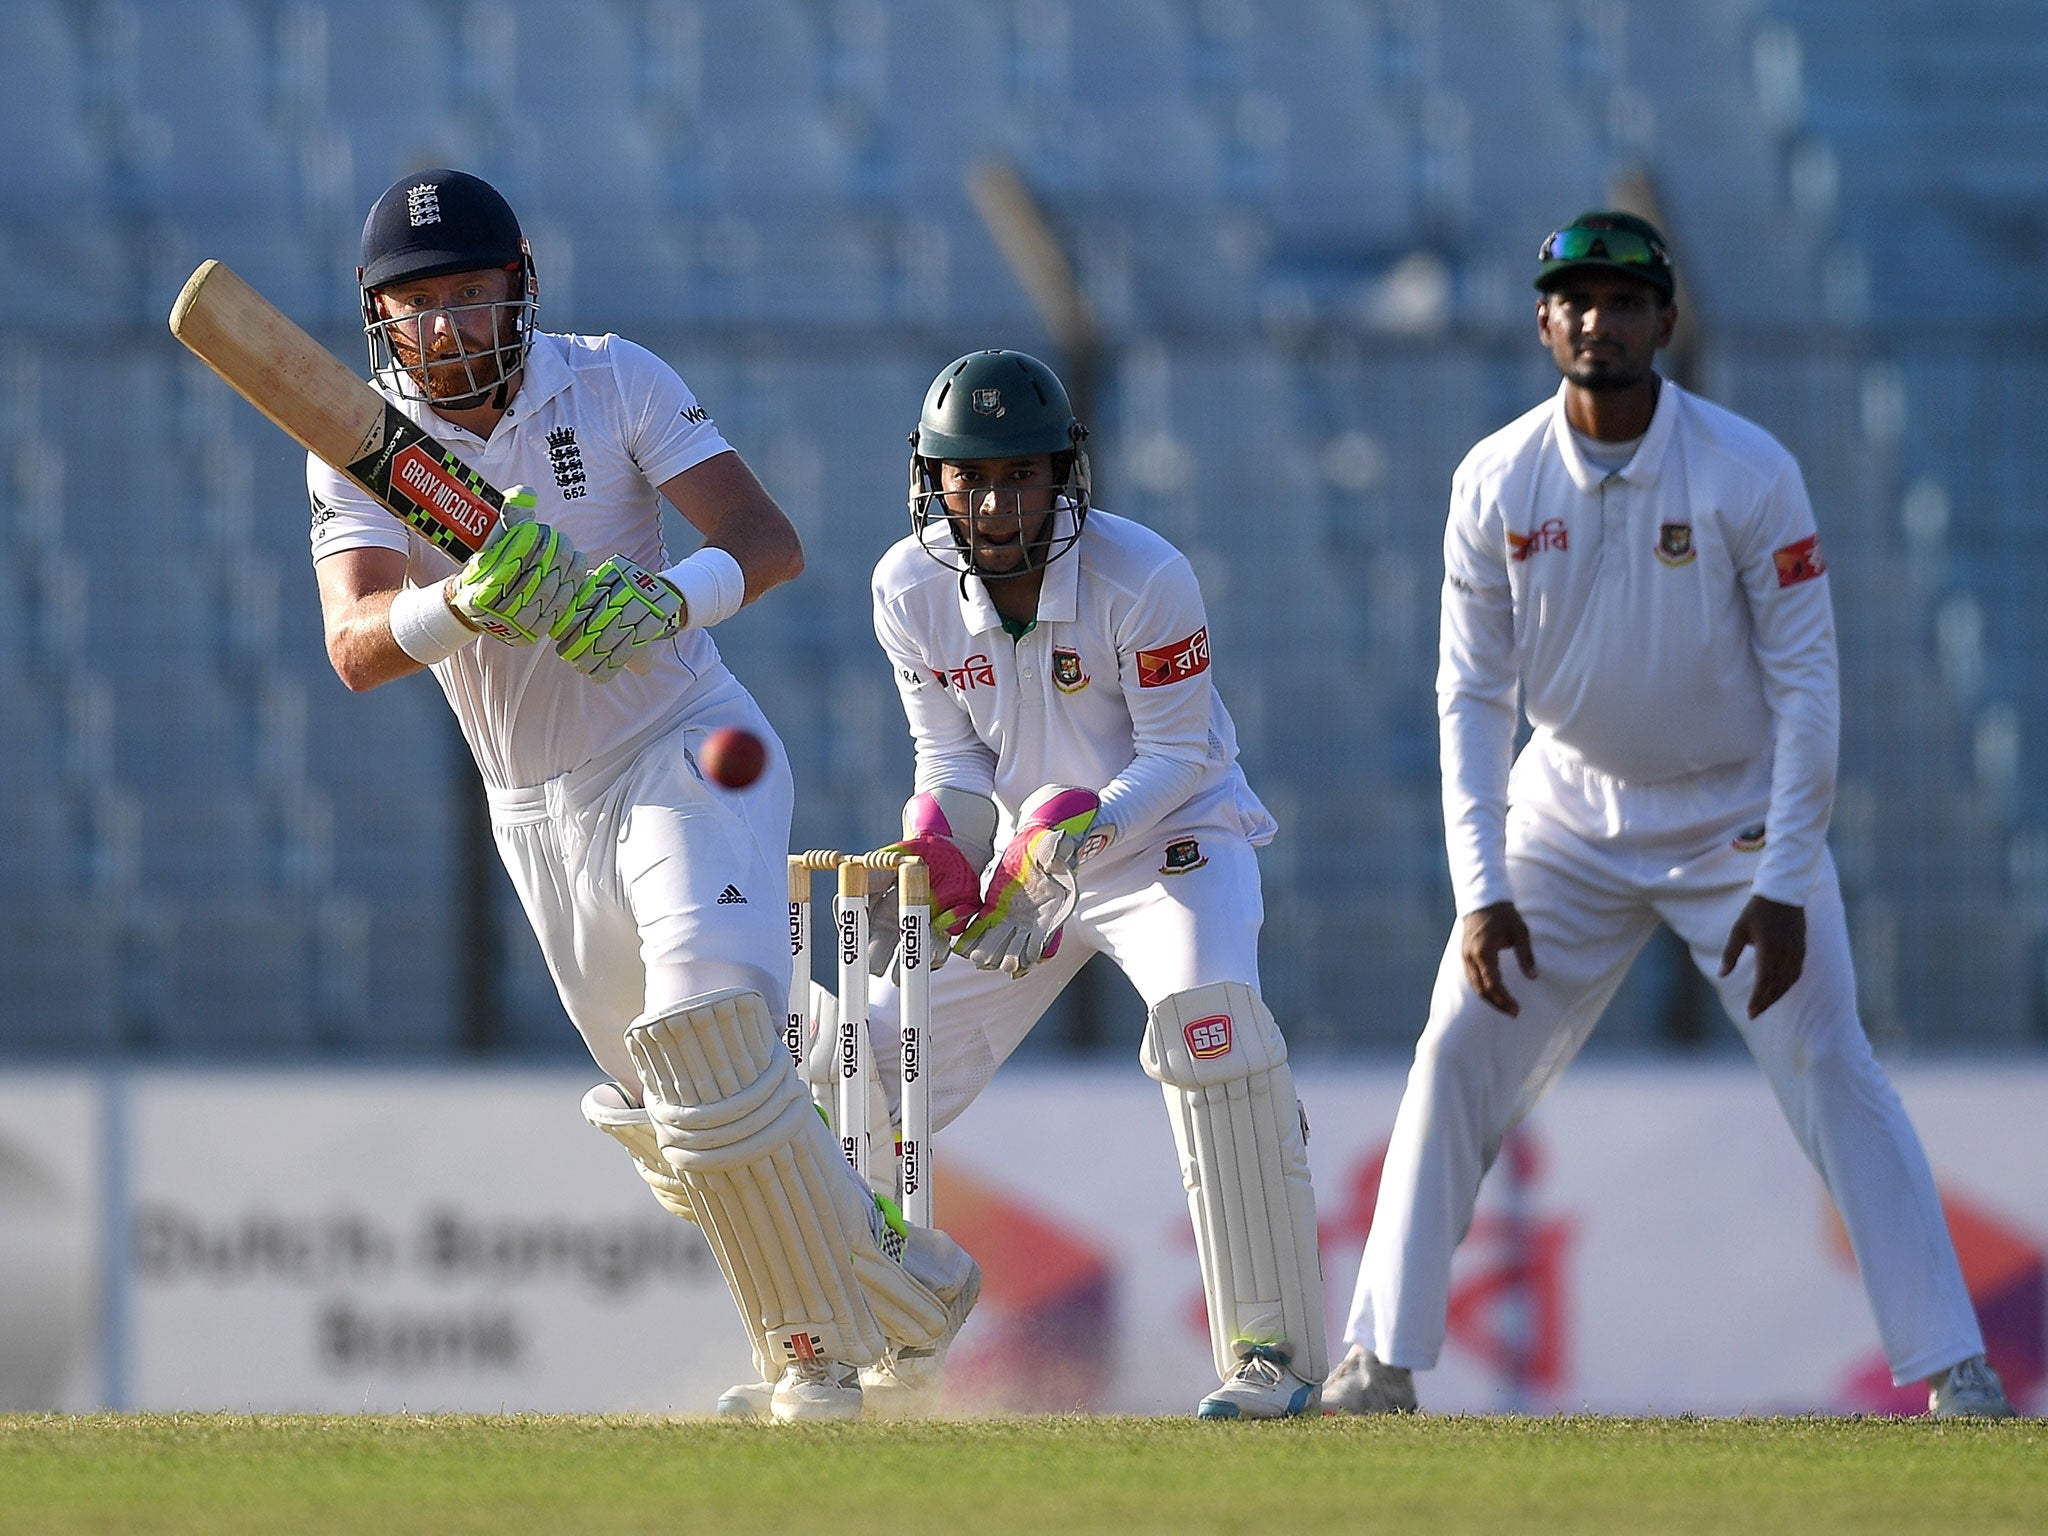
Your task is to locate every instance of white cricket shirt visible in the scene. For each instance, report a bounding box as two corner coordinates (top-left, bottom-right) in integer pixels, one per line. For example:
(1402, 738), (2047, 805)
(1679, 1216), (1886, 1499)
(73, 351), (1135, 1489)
(1440, 379), (1838, 911)
(872, 508), (1276, 849)
(309, 331), (736, 788)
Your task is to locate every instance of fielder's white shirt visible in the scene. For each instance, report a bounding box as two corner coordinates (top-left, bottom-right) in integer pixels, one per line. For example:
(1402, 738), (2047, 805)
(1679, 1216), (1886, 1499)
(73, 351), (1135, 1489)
(309, 331), (736, 788)
(872, 508), (1276, 849)
(1441, 378), (1838, 912)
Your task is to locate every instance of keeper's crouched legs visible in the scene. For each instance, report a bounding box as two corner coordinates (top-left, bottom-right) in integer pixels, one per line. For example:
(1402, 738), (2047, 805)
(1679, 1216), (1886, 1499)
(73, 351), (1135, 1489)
(1142, 981), (1328, 1419)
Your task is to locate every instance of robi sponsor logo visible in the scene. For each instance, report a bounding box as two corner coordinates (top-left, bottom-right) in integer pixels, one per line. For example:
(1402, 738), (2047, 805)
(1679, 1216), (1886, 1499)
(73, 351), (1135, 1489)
(900, 913), (923, 976)
(1184, 1014), (1233, 1060)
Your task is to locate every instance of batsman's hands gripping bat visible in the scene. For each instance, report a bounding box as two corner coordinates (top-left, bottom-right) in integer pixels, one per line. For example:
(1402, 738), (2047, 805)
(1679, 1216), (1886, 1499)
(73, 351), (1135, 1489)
(168, 259), (643, 672)
(551, 555), (686, 681)
(447, 486), (587, 644)
(956, 785), (1109, 977)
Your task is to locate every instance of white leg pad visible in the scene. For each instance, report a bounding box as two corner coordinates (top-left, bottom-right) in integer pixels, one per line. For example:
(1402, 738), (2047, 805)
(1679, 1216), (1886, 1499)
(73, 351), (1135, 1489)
(1141, 981), (1328, 1382)
(627, 987), (888, 1369)
(581, 1082), (699, 1223)
(583, 1080), (786, 1384)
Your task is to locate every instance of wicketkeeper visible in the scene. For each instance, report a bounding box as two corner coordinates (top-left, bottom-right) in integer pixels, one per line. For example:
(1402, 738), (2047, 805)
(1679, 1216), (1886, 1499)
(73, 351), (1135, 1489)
(843, 350), (1326, 1419)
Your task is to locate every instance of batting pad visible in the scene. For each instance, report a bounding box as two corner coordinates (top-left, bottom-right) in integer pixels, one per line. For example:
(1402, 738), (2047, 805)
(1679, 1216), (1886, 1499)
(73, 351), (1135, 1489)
(627, 987), (889, 1370)
(581, 1082), (700, 1224)
(1141, 981), (1328, 1383)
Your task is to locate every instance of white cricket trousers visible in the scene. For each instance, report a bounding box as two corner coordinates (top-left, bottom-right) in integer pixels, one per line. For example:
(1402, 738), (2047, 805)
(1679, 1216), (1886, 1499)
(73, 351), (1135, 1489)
(865, 823), (1268, 1128)
(488, 676), (794, 1089)
(1347, 743), (1983, 1387)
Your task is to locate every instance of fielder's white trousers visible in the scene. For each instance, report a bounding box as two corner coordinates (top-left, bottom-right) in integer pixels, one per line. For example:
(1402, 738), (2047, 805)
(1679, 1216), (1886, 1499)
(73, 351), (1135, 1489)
(1347, 742), (1983, 1387)
(488, 674), (794, 1089)
(866, 823), (1267, 1128)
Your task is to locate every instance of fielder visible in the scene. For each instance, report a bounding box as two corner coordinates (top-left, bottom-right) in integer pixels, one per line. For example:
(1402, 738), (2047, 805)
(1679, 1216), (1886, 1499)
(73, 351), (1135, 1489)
(308, 168), (977, 1423)
(1323, 211), (2014, 1418)
(844, 350), (1326, 1419)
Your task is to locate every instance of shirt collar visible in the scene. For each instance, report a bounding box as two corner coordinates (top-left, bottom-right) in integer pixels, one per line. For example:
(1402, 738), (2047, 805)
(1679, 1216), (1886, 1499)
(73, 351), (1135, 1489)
(952, 502), (1085, 635)
(1550, 375), (1680, 491)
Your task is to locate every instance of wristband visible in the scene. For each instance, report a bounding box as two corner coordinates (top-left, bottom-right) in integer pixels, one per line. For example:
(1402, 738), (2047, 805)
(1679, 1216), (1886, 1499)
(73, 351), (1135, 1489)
(389, 580), (479, 665)
(658, 546), (746, 632)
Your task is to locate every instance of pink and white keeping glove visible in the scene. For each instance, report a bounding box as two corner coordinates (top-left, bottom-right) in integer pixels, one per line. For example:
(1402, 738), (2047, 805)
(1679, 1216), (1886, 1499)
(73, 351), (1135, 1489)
(956, 786), (1109, 978)
(865, 787), (998, 981)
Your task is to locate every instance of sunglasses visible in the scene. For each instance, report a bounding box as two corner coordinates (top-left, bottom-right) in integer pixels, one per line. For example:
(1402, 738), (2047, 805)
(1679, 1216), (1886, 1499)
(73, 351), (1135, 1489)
(1539, 226), (1670, 267)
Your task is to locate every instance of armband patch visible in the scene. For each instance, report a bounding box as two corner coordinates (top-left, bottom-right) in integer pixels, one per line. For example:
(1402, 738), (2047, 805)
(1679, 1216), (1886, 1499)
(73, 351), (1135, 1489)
(1137, 627), (1210, 688)
(1773, 535), (1827, 588)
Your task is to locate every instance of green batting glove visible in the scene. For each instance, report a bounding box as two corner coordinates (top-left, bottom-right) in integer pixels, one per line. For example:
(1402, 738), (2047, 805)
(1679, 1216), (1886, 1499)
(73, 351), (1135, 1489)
(447, 487), (584, 644)
(551, 554), (686, 680)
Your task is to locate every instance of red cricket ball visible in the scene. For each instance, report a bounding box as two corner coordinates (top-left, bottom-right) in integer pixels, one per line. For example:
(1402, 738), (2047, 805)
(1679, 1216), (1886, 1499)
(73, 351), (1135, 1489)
(699, 726), (767, 789)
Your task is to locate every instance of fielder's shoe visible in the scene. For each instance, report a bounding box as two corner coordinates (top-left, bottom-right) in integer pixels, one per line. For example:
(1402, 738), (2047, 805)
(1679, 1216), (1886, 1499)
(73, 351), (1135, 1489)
(714, 1379), (774, 1419)
(1321, 1345), (1418, 1415)
(770, 1358), (864, 1423)
(1197, 1345), (1321, 1420)
(1928, 1354), (2017, 1418)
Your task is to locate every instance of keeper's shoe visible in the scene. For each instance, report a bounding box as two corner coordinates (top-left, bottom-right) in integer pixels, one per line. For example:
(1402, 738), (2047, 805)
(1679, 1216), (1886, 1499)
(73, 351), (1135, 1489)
(1197, 1345), (1321, 1420)
(770, 1358), (864, 1423)
(1321, 1346), (1419, 1415)
(1928, 1354), (2017, 1418)
(715, 1379), (774, 1419)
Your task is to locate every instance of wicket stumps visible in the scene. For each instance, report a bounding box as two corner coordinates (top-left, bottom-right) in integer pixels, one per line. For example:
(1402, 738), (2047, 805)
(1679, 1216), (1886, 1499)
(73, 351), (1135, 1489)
(787, 850), (934, 1228)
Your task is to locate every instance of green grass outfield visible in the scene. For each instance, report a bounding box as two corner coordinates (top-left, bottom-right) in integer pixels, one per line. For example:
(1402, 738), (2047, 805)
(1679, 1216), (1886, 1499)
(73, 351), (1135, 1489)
(2, 1414), (2042, 1536)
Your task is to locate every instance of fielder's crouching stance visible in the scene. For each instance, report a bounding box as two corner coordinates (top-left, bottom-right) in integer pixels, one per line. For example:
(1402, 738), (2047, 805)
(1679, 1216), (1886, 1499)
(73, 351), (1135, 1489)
(845, 352), (1326, 1418)
(311, 169), (976, 1423)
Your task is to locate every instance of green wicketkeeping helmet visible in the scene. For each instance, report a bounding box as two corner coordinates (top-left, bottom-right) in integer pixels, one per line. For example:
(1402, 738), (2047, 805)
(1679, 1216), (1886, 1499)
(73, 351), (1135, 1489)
(907, 349), (1092, 578)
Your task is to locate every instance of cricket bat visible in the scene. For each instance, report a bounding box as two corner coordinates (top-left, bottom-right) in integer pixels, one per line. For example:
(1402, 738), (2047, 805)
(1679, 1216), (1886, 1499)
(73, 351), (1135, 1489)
(168, 258), (511, 562)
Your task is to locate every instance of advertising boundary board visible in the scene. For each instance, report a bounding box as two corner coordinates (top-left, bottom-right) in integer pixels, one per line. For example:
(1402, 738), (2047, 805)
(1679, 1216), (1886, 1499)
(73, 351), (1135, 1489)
(0, 1061), (2040, 1415)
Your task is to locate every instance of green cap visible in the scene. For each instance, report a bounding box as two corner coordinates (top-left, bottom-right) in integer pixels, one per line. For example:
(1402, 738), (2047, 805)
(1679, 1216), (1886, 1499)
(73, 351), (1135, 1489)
(1534, 210), (1675, 301)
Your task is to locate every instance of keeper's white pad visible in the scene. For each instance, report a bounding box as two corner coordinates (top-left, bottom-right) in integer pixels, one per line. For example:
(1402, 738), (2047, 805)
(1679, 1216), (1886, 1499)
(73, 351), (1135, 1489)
(1141, 981), (1328, 1382)
(627, 987), (959, 1370)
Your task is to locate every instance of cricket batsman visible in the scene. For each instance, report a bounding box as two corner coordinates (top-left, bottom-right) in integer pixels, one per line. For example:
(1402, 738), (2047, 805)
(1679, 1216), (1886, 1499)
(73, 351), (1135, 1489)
(308, 168), (978, 1422)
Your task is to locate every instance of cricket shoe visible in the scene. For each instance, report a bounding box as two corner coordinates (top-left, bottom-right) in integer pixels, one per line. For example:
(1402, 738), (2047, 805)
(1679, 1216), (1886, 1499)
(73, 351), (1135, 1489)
(714, 1379), (774, 1419)
(770, 1358), (864, 1423)
(1197, 1345), (1321, 1420)
(1928, 1354), (2017, 1418)
(1321, 1346), (1418, 1415)
(859, 1227), (984, 1417)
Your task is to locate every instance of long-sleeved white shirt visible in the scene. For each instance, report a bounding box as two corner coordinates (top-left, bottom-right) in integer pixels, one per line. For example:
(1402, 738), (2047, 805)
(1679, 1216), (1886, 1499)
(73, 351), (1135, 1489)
(1440, 378), (1838, 911)
(872, 508), (1276, 850)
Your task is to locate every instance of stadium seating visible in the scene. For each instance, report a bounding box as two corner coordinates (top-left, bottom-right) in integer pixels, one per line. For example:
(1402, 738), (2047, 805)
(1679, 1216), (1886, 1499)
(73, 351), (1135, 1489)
(0, 0), (2039, 1059)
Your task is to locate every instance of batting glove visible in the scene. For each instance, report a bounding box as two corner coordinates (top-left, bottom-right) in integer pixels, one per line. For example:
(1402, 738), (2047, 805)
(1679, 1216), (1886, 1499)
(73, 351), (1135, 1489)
(447, 486), (584, 643)
(551, 554), (684, 681)
(956, 786), (1107, 977)
(865, 788), (998, 981)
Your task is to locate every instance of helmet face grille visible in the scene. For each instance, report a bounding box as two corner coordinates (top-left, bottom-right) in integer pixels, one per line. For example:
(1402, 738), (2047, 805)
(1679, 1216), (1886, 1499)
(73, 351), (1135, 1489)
(906, 350), (1092, 578)
(357, 170), (537, 407)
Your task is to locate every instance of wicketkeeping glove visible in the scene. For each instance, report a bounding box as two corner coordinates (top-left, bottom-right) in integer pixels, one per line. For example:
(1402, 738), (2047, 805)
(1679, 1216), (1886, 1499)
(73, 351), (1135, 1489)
(551, 554), (684, 681)
(447, 486), (584, 643)
(956, 786), (1107, 977)
(865, 788), (998, 982)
